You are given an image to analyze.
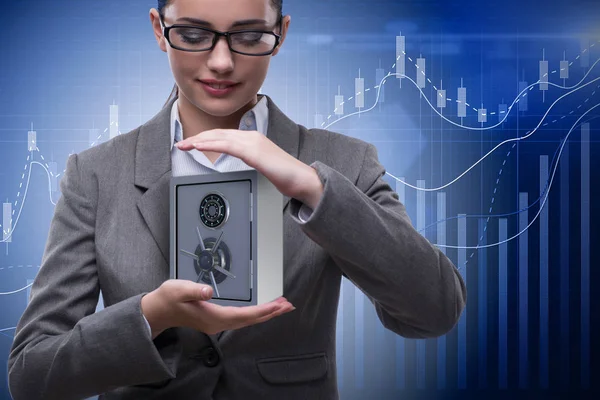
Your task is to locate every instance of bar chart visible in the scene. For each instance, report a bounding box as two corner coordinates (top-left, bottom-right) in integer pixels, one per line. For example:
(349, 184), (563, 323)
(333, 118), (595, 396)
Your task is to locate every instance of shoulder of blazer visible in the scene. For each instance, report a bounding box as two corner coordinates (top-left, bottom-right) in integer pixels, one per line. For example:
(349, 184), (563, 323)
(73, 126), (142, 178)
(300, 124), (373, 186)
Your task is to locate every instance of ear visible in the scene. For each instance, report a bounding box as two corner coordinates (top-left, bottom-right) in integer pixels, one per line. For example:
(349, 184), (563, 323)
(150, 9), (168, 53)
(271, 15), (291, 57)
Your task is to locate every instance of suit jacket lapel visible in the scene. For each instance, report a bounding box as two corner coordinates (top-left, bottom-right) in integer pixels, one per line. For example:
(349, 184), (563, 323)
(134, 94), (300, 267)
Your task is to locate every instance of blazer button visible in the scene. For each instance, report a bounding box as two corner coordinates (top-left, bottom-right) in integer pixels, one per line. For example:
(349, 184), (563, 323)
(202, 346), (220, 367)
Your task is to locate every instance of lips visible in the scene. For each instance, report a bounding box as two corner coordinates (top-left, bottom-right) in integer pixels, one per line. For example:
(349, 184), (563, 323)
(197, 79), (241, 97)
(199, 80), (239, 89)
(206, 82), (233, 89)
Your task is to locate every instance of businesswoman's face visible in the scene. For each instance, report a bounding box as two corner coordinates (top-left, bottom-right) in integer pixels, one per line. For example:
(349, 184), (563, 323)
(150, 0), (289, 118)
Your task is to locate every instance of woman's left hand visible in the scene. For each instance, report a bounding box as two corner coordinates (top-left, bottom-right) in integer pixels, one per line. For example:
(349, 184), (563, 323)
(175, 129), (324, 209)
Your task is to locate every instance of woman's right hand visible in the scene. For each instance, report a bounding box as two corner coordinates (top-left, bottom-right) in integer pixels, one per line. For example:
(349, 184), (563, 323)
(141, 279), (295, 339)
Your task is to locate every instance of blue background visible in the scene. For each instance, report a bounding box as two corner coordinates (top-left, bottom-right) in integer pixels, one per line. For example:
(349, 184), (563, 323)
(1, 0), (599, 398)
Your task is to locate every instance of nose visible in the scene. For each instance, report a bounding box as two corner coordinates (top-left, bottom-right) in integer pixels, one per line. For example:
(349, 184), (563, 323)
(207, 36), (234, 74)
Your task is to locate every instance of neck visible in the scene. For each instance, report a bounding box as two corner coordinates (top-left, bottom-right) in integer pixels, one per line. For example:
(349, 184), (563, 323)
(177, 94), (260, 140)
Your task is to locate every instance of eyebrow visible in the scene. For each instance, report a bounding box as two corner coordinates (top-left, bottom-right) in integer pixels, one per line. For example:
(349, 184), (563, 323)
(175, 17), (268, 28)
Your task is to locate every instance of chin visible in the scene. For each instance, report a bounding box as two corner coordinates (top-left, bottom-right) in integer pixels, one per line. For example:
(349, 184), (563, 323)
(197, 97), (256, 118)
(196, 100), (244, 117)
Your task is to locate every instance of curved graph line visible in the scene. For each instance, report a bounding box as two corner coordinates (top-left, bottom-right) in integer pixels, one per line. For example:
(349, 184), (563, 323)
(320, 53), (599, 192)
(432, 116), (597, 268)
(434, 103), (599, 249)
(0, 282), (33, 295)
(1, 160), (57, 243)
(32, 161), (57, 206)
(0, 326), (16, 340)
(324, 54), (600, 132)
(416, 115), (600, 235)
(386, 76), (600, 191)
(0, 49), (597, 252)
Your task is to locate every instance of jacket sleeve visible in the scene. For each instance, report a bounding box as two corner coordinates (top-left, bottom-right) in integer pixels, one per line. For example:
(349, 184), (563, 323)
(8, 153), (177, 400)
(288, 143), (467, 338)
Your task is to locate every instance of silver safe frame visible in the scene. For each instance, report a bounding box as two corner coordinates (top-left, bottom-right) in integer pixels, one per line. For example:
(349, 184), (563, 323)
(170, 169), (283, 307)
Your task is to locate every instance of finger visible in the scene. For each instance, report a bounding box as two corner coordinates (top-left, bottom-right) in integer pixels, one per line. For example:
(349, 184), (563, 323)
(193, 140), (230, 150)
(194, 298), (292, 323)
(273, 296), (288, 304)
(193, 141), (242, 158)
(170, 280), (213, 302)
(177, 129), (239, 147)
(189, 129), (255, 148)
(221, 301), (286, 325)
(234, 301), (295, 325)
(193, 300), (293, 333)
(236, 303), (296, 328)
(176, 138), (228, 151)
(256, 303), (296, 322)
(175, 135), (223, 150)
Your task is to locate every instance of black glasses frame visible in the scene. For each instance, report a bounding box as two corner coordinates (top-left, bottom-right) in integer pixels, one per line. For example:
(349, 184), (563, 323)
(159, 14), (283, 56)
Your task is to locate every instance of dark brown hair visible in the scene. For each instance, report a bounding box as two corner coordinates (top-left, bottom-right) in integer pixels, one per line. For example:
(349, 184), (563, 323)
(158, 0), (284, 108)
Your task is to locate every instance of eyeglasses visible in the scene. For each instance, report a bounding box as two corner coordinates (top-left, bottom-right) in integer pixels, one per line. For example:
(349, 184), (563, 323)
(159, 14), (282, 56)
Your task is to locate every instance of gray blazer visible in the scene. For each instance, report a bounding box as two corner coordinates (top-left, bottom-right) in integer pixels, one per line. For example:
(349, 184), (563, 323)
(8, 95), (466, 400)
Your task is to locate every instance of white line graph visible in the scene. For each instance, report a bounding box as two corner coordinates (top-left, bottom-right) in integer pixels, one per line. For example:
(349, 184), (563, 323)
(321, 55), (599, 191)
(1, 155), (59, 243)
(322, 39), (599, 129)
(385, 76), (599, 191)
(434, 103), (598, 249)
(0, 282), (33, 296)
(0, 37), (597, 251)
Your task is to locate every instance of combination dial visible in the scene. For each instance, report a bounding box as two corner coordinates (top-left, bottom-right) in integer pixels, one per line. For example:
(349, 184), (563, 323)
(199, 192), (229, 228)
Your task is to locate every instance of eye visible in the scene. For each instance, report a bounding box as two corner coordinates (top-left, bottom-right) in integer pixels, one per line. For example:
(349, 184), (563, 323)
(233, 32), (264, 44)
(176, 29), (213, 43)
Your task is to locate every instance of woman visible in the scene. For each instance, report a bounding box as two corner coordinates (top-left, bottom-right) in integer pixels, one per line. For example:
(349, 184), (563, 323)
(8, 0), (467, 399)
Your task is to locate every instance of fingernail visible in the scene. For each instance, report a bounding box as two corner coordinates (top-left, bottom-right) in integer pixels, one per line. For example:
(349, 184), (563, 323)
(202, 287), (210, 297)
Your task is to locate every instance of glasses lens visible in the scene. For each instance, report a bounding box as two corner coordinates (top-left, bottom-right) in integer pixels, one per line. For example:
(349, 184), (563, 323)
(169, 27), (215, 51)
(229, 31), (276, 54)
